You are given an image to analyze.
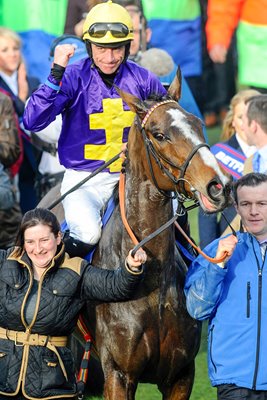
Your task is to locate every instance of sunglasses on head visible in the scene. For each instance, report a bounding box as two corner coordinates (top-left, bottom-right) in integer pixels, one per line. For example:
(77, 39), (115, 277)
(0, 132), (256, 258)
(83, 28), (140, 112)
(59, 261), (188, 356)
(88, 23), (130, 39)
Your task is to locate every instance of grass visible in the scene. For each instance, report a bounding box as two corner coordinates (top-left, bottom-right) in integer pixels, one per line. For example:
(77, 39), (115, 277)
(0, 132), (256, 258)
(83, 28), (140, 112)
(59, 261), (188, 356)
(88, 127), (221, 399)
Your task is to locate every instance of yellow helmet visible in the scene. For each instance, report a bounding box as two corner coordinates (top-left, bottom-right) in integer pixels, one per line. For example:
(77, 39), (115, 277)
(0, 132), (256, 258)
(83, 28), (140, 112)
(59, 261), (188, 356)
(83, 0), (134, 46)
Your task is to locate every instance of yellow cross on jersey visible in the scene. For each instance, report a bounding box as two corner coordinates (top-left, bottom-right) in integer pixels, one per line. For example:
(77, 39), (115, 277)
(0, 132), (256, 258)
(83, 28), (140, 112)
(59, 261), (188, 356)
(85, 98), (135, 172)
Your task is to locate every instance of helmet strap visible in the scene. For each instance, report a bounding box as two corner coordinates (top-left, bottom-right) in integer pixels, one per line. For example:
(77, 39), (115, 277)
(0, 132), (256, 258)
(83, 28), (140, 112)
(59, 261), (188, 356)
(85, 40), (93, 59)
(123, 42), (131, 62)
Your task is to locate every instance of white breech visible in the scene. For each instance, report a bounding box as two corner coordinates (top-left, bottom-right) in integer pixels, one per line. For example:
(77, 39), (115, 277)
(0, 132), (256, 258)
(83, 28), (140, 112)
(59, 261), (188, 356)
(61, 169), (120, 245)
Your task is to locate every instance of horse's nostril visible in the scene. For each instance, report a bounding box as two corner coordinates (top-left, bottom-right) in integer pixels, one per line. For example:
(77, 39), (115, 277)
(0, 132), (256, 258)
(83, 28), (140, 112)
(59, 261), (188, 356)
(207, 180), (224, 200)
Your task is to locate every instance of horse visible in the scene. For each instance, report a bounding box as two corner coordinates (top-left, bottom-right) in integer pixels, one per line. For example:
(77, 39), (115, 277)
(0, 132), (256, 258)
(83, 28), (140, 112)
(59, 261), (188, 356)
(40, 69), (232, 399)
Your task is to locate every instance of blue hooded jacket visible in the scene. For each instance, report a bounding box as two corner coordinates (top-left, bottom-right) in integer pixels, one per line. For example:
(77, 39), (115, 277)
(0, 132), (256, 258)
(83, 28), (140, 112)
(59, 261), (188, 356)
(184, 232), (267, 390)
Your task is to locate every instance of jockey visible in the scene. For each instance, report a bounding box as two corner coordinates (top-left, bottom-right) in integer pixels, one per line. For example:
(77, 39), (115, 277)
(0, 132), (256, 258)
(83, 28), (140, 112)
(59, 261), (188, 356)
(23, 0), (166, 257)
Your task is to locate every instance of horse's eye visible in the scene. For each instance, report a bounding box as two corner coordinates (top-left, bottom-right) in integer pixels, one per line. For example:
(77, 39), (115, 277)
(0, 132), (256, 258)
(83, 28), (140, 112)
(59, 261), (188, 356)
(154, 133), (165, 142)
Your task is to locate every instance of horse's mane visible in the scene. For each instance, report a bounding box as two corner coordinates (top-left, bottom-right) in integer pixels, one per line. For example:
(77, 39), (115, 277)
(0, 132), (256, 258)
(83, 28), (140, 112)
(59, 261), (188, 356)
(108, 92), (172, 208)
(112, 93), (172, 184)
(143, 93), (172, 108)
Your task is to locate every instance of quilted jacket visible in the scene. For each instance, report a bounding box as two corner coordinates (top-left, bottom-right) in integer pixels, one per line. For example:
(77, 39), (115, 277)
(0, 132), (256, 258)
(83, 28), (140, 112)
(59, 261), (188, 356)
(0, 244), (143, 399)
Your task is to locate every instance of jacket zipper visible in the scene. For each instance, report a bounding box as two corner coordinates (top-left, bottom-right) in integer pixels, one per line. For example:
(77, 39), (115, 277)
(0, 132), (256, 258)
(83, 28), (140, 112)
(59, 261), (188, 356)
(252, 267), (262, 389)
(246, 281), (251, 318)
(209, 325), (217, 373)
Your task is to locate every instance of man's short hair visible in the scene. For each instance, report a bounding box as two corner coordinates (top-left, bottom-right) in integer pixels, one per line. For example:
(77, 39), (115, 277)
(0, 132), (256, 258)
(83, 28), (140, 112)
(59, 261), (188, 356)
(245, 94), (267, 133)
(233, 172), (267, 203)
(139, 48), (174, 77)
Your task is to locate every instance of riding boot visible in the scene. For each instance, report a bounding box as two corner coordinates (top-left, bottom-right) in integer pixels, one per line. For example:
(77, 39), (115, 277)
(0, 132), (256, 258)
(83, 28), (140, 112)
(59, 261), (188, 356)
(63, 236), (95, 258)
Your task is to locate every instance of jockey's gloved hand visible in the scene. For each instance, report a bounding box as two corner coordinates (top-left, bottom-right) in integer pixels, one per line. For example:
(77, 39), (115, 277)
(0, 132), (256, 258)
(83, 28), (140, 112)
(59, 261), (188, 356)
(64, 234), (94, 258)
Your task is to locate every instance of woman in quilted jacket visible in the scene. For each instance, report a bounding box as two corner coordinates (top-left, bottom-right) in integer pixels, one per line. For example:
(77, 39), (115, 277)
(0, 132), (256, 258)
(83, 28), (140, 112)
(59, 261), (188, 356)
(0, 207), (146, 399)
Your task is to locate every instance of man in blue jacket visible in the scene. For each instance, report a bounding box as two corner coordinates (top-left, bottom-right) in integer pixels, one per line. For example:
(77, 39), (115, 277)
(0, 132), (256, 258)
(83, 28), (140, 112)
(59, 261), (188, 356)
(185, 172), (267, 400)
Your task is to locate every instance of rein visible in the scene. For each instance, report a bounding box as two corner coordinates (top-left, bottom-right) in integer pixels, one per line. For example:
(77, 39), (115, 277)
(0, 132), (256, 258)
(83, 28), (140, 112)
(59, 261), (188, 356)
(174, 220), (229, 263)
(119, 172), (139, 247)
(46, 151), (123, 210)
(119, 172), (184, 255)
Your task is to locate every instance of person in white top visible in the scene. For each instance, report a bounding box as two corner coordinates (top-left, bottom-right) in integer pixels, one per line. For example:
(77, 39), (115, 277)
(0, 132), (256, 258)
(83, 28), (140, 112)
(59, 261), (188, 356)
(242, 94), (267, 174)
(198, 89), (259, 248)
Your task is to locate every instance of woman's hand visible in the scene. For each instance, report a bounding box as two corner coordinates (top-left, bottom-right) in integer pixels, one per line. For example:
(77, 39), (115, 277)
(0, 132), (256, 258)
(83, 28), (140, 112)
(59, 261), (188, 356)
(126, 248), (147, 272)
(17, 61), (29, 102)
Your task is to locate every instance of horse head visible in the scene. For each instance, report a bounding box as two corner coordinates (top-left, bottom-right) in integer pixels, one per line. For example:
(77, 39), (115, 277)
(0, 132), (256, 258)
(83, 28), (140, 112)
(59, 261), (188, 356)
(117, 68), (232, 213)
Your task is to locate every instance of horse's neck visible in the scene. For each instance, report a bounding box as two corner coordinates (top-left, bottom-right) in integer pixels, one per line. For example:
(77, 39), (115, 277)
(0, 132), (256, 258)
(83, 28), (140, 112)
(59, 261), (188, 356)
(125, 174), (174, 260)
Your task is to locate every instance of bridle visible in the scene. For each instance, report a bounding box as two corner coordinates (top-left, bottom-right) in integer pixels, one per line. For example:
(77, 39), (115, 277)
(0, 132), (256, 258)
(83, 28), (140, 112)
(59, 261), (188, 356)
(140, 100), (210, 201)
(124, 99), (230, 263)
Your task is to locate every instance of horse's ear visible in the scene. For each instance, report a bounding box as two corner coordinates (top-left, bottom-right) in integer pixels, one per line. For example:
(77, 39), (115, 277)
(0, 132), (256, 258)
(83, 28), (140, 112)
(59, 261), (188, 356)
(115, 85), (148, 120)
(167, 66), (182, 101)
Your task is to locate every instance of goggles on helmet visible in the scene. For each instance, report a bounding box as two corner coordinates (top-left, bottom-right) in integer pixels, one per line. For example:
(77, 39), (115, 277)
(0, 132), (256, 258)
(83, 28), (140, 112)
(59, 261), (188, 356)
(88, 23), (131, 39)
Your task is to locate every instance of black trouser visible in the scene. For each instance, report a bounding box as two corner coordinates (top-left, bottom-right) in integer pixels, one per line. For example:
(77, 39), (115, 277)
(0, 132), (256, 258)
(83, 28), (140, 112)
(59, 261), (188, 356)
(217, 384), (267, 400)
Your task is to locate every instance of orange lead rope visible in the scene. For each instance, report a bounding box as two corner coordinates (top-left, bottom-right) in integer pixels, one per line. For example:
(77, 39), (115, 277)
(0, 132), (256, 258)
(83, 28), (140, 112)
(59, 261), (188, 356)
(174, 220), (229, 263)
(119, 172), (141, 247)
(119, 171), (228, 264)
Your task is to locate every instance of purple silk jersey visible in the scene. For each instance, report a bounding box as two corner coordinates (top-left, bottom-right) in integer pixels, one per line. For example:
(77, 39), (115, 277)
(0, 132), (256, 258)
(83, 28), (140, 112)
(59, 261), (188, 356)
(23, 58), (166, 173)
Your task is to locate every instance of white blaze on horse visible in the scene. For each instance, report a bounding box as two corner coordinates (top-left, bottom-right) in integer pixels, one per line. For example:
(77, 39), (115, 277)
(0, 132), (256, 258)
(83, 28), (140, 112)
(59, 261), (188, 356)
(40, 69), (231, 400)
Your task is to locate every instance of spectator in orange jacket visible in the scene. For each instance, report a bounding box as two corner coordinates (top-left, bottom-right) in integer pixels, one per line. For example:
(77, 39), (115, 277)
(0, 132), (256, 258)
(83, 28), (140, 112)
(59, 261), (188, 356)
(206, 0), (267, 93)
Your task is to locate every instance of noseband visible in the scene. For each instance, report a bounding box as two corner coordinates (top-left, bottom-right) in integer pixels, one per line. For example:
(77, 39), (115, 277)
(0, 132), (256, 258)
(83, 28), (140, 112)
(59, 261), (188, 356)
(140, 100), (209, 200)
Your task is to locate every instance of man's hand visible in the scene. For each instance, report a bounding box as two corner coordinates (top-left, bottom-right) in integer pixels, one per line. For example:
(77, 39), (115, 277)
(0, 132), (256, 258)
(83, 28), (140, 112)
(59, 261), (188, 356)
(209, 44), (228, 63)
(216, 235), (238, 263)
(54, 44), (75, 68)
